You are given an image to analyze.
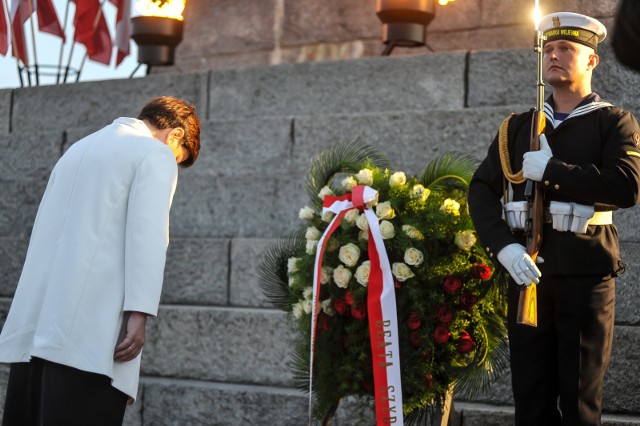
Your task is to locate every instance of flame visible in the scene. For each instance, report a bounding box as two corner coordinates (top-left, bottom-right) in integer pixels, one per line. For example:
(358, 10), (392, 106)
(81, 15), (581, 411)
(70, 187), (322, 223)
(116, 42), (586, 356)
(135, 0), (186, 21)
(532, 0), (542, 30)
(438, 0), (455, 5)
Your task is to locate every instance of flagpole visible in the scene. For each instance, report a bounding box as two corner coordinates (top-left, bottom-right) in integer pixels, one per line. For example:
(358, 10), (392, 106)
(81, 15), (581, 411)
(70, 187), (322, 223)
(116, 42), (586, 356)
(56, 0), (71, 84)
(28, 11), (39, 85)
(17, 0), (31, 86)
(2, 0), (23, 87)
(75, 0), (108, 82)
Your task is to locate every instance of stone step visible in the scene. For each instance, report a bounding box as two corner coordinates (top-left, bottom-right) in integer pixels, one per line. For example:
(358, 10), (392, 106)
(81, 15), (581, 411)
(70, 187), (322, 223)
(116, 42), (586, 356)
(2, 44), (640, 134)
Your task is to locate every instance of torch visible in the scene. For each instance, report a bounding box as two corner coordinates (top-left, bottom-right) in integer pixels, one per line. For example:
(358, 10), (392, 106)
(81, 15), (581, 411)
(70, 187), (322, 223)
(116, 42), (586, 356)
(130, 0), (186, 74)
(517, 0), (545, 327)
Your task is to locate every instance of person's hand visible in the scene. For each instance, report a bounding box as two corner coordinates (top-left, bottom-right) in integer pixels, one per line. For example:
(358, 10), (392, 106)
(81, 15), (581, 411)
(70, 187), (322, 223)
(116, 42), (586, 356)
(114, 311), (147, 362)
(497, 243), (542, 286)
(523, 134), (553, 182)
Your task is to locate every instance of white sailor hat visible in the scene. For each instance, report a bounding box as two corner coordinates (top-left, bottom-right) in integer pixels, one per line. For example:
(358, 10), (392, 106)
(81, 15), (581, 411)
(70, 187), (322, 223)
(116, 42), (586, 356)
(539, 12), (607, 50)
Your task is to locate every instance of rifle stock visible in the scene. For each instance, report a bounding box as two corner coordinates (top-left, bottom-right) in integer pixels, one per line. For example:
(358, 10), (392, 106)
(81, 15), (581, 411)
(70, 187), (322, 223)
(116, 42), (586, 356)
(516, 111), (545, 327)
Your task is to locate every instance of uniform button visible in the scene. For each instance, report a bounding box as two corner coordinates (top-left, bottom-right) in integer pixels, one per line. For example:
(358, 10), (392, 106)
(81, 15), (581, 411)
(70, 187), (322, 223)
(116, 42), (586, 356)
(554, 184), (560, 190)
(486, 246), (490, 252)
(544, 180), (550, 186)
(490, 253), (494, 257)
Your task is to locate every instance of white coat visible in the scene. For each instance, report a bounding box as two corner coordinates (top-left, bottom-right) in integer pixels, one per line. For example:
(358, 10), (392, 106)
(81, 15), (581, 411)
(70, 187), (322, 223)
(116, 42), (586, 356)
(0, 117), (178, 400)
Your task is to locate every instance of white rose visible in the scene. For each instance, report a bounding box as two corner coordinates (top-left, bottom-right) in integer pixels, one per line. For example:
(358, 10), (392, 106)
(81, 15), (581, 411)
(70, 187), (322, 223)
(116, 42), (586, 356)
(322, 211), (335, 223)
(287, 257), (301, 275)
(292, 302), (304, 319)
(356, 168), (374, 185)
(344, 208), (359, 224)
(318, 185), (334, 200)
(389, 171), (406, 189)
(376, 201), (396, 220)
(321, 298), (335, 316)
(455, 230), (477, 251)
(402, 224), (424, 240)
(305, 226), (322, 241)
(355, 261), (371, 287)
(298, 205), (315, 220)
(379, 220), (395, 239)
(338, 243), (361, 267)
(320, 266), (333, 284)
(326, 238), (340, 252)
(333, 265), (352, 288)
(288, 275), (296, 288)
(342, 176), (358, 191)
(404, 247), (424, 266)
(392, 262), (415, 282)
(302, 299), (312, 314)
(302, 287), (313, 300)
(358, 229), (369, 241)
(440, 198), (460, 216)
(356, 213), (369, 231)
(411, 184), (431, 202)
(306, 239), (318, 255)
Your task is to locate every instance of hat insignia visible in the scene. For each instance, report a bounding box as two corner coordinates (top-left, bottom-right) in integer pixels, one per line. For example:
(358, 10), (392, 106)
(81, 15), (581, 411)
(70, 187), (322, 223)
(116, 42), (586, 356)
(552, 16), (561, 27)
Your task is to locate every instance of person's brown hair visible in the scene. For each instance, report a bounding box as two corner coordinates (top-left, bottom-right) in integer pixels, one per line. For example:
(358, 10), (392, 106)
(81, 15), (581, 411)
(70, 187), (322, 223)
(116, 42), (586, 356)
(137, 96), (201, 168)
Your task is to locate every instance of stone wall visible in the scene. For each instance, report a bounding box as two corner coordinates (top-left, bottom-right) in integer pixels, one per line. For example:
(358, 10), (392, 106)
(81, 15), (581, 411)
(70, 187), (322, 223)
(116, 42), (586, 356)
(153, 0), (623, 76)
(1, 44), (640, 424)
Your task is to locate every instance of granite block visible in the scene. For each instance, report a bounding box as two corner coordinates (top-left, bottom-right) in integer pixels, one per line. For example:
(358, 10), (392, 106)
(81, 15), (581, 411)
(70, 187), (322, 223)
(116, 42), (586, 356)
(0, 181), (47, 238)
(12, 73), (207, 132)
(208, 54), (466, 120)
(0, 238), (28, 298)
(140, 379), (306, 426)
(169, 174), (306, 239)
(230, 239), (275, 308)
(292, 106), (527, 177)
(142, 306), (296, 386)
(161, 238), (230, 306)
(281, 0), (379, 46)
(616, 205), (640, 242)
(178, 0), (276, 59)
(0, 89), (11, 134)
(0, 131), (61, 181)
(193, 117), (293, 178)
(604, 326), (640, 412)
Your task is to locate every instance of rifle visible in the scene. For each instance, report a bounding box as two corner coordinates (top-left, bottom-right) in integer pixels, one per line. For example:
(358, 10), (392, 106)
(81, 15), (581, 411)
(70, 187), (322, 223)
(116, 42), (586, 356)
(517, 5), (545, 327)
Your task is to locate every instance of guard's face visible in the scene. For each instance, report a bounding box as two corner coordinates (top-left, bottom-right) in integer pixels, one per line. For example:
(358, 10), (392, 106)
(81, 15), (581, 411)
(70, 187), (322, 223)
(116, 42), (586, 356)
(543, 39), (598, 88)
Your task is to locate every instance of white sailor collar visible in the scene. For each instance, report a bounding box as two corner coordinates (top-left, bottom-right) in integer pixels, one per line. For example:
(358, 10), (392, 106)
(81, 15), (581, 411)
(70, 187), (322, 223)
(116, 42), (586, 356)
(543, 93), (613, 129)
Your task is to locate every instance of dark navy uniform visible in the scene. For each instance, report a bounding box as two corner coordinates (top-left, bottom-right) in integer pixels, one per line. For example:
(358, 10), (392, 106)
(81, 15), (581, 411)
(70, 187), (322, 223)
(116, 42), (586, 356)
(468, 93), (640, 425)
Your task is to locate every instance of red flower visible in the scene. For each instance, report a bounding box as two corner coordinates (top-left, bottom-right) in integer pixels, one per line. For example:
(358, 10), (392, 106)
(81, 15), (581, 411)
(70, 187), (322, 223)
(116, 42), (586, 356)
(460, 292), (479, 313)
(317, 312), (331, 331)
(410, 331), (422, 346)
(333, 298), (350, 315)
(345, 290), (354, 305)
(433, 325), (450, 345)
(443, 275), (462, 294)
(351, 303), (367, 320)
(470, 263), (492, 280)
(394, 277), (401, 288)
(422, 373), (433, 389)
(407, 312), (421, 330)
(457, 330), (475, 354)
(436, 304), (453, 324)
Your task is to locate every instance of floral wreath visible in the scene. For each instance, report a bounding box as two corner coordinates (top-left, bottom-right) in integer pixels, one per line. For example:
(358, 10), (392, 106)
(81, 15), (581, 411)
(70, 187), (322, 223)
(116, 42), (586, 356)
(259, 140), (509, 424)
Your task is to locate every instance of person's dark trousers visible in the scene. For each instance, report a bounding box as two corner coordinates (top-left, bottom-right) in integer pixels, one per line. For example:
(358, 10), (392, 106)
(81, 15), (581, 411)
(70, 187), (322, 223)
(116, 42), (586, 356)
(507, 274), (615, 426)
(2, 357), (128, 426)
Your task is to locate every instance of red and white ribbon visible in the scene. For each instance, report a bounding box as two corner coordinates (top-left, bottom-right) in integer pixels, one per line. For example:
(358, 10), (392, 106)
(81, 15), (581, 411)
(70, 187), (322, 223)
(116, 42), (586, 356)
(309, 185), (403, 425)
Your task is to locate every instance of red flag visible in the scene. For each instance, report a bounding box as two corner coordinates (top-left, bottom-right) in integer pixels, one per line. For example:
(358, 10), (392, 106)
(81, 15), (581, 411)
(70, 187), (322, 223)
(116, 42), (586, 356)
(10, 0), (32, 65)
(0, 0), (8, 55)
(109, 0), (130, 65)
(35, 0), (64, 40)
(73, 0), (112, 65)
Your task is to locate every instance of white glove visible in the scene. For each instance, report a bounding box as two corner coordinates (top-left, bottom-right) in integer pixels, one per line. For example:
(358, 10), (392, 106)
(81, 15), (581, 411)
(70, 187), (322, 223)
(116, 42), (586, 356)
(497, 243), (542, 286)
(522, 134), (552, 182)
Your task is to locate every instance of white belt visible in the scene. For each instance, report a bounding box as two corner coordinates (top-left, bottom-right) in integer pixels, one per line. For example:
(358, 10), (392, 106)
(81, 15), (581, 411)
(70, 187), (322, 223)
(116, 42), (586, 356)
(504, 201), (612, 234)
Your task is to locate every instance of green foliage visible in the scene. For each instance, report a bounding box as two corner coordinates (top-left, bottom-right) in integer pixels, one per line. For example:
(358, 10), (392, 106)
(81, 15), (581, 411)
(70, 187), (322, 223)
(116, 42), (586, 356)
(258, 140), (509, 422)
